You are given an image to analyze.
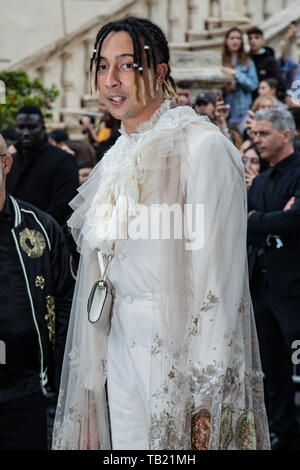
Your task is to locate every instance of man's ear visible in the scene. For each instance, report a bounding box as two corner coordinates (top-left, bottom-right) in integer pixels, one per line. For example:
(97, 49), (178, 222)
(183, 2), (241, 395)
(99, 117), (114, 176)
(157, 63), (168, 85)
(283, 129), (292, 143)
(2, 154), (13, 176)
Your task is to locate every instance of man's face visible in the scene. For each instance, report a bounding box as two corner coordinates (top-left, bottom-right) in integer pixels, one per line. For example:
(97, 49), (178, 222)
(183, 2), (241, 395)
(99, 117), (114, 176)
(97, 31), (161, 131)
(177, 88), (192, 106)
(253, 120), (288, 163)
(248, 34), (264, 54)
(194, 102), (215, 119)
(15, 113), (45, 149)
(0, 157), (3, 187)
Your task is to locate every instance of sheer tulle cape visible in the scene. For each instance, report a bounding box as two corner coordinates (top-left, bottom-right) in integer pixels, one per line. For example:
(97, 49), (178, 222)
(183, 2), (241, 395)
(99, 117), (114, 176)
(52, 104), (270, 450)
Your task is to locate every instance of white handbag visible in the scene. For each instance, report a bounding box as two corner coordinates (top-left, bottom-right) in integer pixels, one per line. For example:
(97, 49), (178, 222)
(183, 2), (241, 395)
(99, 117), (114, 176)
(87, 244), (115, 335)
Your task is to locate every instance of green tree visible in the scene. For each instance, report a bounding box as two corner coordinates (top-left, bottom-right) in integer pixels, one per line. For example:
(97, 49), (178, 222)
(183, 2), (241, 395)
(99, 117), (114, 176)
(0, 71), (59, 130)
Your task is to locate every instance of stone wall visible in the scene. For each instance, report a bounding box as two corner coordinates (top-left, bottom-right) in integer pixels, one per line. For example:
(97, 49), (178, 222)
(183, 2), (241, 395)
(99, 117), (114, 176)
(0, 0), (112, 69)
(2, 0), (300, 137)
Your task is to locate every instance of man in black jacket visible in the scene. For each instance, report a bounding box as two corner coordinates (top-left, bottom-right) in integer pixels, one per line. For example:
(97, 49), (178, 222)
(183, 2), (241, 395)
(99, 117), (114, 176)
(6, 104), (79, 226)
(247, 27), (285, 100)
(248, 108), (300, 449)
(0, 135), (74, 449)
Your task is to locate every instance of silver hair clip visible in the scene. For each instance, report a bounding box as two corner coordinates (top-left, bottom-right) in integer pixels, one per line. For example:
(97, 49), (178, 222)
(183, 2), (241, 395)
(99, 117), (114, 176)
(139, 66), (143, 71)
(144, 45), (150, 50)
(133, 63), (138, 68)
(93, 49), (97, 53)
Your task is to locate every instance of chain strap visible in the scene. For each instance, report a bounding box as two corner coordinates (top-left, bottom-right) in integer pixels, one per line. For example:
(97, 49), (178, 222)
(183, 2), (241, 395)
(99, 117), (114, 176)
(100, 243), (115, 281)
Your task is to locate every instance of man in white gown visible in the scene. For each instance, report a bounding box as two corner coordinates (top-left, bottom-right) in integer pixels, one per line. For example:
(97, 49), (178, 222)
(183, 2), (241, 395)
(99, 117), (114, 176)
(53, 17), (270, 450)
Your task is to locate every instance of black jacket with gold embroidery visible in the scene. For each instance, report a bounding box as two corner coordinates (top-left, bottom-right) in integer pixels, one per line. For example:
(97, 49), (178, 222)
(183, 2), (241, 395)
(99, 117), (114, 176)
(0, 196), (74, 399)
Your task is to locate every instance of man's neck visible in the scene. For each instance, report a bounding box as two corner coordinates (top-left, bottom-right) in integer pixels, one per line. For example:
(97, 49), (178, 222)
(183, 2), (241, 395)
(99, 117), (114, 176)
(251, 48), (264, 55)
(268, 145), (294, 166)
(123, 97), (164, 135)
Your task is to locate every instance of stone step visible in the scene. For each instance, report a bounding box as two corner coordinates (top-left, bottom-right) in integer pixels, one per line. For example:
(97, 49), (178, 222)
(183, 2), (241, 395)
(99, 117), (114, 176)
(186, 22), (254, 42)
(205, 15), (251, 30)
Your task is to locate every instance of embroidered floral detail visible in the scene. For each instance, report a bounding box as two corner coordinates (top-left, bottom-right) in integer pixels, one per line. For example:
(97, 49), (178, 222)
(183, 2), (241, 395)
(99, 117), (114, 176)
(19, 228), (46, 258)
(190, 316), (200, 336)
(69, 348), (80, 379)
(151, 334), (163, 355)
(200, 290), (219, 312)
(190, 291), (219, 336)
(252, 413), (266, 450)
(236, 410), (257, 450)
(150, 409), (186, 450)
(191, 408), (211, 450)
(35, 275), (45, 290)
(219, 407), (233, 450)
(45, 295), (55, 345)
(168, 365), (176, 379)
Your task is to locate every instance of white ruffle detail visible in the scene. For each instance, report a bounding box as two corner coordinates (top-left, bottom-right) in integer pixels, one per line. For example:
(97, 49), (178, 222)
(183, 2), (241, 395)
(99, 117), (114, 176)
(82, 100), (184, 254)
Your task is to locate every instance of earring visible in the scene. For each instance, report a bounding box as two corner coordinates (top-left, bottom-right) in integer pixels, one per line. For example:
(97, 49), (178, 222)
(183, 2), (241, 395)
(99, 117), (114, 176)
(156, 83), (159, 91)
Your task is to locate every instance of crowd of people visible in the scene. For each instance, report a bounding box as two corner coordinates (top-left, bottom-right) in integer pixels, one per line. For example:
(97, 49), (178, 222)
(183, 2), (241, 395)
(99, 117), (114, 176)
(0, 16), (300, 451)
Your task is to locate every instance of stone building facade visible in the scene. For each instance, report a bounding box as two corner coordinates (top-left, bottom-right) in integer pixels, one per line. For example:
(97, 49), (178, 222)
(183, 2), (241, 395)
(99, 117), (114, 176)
(1, 0), (300, 134)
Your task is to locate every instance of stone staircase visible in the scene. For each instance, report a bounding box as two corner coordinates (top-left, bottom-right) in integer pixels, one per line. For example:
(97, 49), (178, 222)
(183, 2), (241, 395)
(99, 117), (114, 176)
(4, 0), (300, 137)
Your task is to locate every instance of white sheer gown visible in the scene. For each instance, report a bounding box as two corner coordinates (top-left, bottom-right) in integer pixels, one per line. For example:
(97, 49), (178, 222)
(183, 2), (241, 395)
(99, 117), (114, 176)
(52, 101), (270, 450)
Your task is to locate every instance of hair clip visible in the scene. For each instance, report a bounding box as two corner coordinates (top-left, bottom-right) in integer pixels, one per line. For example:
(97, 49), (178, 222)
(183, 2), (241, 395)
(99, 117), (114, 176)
(144, 45), (150, 50)
(139, 66), (143, 71)
(93, 49), (97, 53)
(133, 63), (138, 68)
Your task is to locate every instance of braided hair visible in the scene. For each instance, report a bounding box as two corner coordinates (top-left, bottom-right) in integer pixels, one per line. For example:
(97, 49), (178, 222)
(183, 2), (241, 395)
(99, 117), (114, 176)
(90, 16), (178, 103)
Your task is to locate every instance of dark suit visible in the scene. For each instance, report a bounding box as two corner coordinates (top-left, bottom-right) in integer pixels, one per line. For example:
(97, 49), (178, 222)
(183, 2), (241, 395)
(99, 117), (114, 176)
(6, 137), (79, 226)
(248, 152), (300, 439)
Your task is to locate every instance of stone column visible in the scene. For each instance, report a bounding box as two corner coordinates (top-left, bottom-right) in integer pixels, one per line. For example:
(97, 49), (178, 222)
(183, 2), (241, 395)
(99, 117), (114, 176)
(244, 0), (264, 25)
(264, 0), (284, 20)
(220, 0), (246, 17)
(188, 0), (210, 32)
(168, 0), (188, 43)
(83, 39), (95, 94)
(61, 51), (80, 127)
(210, 0), (221, 17)
(148, 0), (169, 38)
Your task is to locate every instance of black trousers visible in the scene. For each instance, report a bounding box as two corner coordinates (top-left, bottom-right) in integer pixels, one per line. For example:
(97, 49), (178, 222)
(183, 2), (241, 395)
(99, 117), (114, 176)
(0, 393), (47, 450)
(250, 268), (300, 438)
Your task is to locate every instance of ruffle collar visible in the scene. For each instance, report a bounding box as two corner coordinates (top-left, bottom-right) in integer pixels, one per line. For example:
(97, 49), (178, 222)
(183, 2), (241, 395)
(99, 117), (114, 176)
(119, 100), (171, 138)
